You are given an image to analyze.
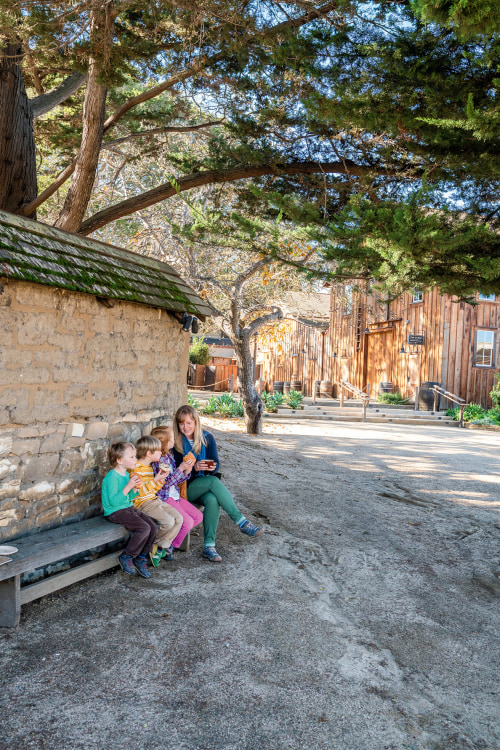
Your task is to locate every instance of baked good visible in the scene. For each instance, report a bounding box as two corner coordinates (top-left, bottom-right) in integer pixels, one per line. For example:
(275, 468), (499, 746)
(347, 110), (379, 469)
(183, 451), (196, 463)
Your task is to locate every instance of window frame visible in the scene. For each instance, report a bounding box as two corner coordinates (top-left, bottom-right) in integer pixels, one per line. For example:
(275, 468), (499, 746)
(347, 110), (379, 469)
(411, 290), (423, 303)
(478, 293), (496, 302)
(473, 328), (496, 369)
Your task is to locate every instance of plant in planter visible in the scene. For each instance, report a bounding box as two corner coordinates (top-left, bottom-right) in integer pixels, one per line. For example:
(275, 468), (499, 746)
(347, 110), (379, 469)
(377, 391), (407, 404)
(285, 390), (304, 409)
(189, 336), (211, 365)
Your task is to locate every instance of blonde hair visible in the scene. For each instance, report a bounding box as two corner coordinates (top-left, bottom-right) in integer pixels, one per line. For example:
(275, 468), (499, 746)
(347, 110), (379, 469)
(173, 404), (205, 455)
(108, 441), (135, 468)
(135, 435), (162, 460)
(150, 425), (174, 455)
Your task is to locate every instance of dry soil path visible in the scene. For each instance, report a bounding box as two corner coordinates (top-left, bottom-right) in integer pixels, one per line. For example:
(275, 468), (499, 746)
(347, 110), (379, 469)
(0, 418), (499, 750)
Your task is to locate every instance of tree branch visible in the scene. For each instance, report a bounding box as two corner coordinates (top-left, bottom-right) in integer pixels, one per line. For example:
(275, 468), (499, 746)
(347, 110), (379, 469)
(31, 71), (88, 119)
(79, 160), (404, 235)
(101, 121), (224, 149)
(246, 307), (284, 338)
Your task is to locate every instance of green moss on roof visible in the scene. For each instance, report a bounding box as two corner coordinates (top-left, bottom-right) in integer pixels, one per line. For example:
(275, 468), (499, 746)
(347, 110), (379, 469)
(0, 211), (212, 318)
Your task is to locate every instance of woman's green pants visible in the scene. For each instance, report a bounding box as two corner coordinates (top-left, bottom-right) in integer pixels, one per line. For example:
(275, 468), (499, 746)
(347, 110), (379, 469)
(186, 475), (244, 546)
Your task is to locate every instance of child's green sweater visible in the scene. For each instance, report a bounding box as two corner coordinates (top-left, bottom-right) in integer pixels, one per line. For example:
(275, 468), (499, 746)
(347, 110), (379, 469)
(101, 469), (138, 516)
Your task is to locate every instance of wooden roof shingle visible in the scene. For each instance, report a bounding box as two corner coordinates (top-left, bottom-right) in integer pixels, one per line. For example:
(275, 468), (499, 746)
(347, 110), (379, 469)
(0, 210), (212, 318)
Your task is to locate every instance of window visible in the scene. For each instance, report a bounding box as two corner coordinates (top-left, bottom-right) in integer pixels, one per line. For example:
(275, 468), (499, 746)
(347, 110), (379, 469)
(411, 290), (423, 303)
(478, 293), (495, 302)
(474, 329), (496, 368)
(343, 284), (353, 315)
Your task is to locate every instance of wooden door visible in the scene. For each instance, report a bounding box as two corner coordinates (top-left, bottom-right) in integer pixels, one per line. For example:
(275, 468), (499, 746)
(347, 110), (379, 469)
(366, 331), (393, 391)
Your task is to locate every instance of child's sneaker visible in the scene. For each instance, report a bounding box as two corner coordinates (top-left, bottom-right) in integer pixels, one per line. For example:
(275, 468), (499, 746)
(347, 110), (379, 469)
(149, 546), (163, 567)
(202, 546), (222, 562)
(239, 520), (263, 537)
(161, 545), (174, 561)
(118, 552), (137, 576)
(133, 554), (152, 579)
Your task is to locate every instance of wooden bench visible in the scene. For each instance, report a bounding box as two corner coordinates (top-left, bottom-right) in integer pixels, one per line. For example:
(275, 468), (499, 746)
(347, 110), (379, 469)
(0, 516), (191, 628)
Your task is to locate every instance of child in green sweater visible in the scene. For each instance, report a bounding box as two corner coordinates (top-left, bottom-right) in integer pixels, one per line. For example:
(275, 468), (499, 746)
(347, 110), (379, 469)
(101, 441), (158, 579)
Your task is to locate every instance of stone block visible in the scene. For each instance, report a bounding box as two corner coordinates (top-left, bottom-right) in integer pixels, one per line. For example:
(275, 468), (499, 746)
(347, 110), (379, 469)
(20, 454), (59, 483)
(15, 284), (59, 309)
(0, 507), (23, 524)
(64, 437), (86, 449)
(88, 316), (111, 334)
(39, 435), (64, 453)
(0, 435), (13, 456)
(17, 427), (41, 438)
(122, 412), (139, 423)
(0, 458), (19, 481)
(0, 348), (33, 369)
(0, 388), (30, 410)
(30, 404), (67, 423)
(69, 423), (85, 438)
(36, 506), (62, 527)
(17, 312), (58, 345)
(60, 496), (89, 519)
(33, 387), (64, 406)
(25, 493), (59, 517)
(133, 384), (154, 399)
(12, 438), (41, 456)
(56, 477), (81, 494)
(89, 383), (115, 401)
(64, 384), (90, 402)
(46, 331), (82, 350)
(19, 481), (56, 503)
(85, 422), (109, 440)
(56, 449), (85, 475)
(0, 479), (21, 501)
(60, 314), (86, 332)
(107, 424), (127, 440)
(33, 349), (64, 367)
(112, 318), (131, 334)
(76, 295), (99, 314)
(10, 368), (51, 386)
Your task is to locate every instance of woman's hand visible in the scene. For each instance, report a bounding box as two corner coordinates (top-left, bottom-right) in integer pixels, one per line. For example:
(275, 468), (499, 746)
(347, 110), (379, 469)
(195, 460), (216, 472)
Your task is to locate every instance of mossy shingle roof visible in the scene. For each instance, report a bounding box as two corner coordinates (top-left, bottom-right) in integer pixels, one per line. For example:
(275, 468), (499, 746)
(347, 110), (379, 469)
(0, 210), (212, 318)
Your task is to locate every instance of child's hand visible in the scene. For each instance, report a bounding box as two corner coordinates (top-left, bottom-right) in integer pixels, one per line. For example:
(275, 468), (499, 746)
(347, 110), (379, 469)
(180, 457), (195, 473)
(155, 466), (170, 481)
(125, 474), (141, 492)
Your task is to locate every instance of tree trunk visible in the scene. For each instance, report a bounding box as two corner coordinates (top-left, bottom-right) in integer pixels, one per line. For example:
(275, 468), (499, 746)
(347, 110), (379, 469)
(54, 58), (106, 232)
(0, 41), (37, 215)
(233, 337), (264, 434)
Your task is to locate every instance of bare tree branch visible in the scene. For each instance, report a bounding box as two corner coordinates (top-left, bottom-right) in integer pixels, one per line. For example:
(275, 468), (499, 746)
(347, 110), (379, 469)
(100, 121), (224, 149)
(79, 160), (405, 234)
(31, 72), (88, 119)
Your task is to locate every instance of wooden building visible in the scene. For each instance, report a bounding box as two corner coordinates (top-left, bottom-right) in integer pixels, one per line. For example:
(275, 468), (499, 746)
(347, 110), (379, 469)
(256, 286), (500, 407)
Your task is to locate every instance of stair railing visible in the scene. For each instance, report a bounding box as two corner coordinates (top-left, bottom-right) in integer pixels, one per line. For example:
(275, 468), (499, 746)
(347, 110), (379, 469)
(338, 380), (371, 422)
(431, 386), (468, 427)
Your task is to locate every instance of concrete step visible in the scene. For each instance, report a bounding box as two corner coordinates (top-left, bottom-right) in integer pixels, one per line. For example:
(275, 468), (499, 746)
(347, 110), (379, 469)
(264, 412), (458, 426)
(298, 406), (443, 419)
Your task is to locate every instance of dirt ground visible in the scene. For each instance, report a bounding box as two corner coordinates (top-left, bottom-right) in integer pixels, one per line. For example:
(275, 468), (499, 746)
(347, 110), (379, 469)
(0, 417), (499, 750)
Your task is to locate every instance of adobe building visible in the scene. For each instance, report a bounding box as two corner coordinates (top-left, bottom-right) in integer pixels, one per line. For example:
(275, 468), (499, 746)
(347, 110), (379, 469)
(0, 210), (211, 542)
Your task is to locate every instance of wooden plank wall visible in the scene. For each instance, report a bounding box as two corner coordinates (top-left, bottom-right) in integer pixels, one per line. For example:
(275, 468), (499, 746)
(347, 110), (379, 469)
(256, 288), (500, 406)
(256, 319), (328, 395)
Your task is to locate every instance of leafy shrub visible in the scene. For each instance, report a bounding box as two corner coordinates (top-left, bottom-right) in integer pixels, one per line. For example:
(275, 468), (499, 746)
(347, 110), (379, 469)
(446, 403), (487, 422)
(285, 389), (304, 409)
(189, 336), (211, 365)
(200, 393), (244, 418)
(187, 393), (200, 409)
(486, 405), (500, 424)
(490, 373), (500, 406)
(377, 391), (407, 404)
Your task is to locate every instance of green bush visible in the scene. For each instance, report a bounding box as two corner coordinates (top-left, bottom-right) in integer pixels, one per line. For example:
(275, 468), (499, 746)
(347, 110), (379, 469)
(446, 403), (487, 422)
(285, 389), (304, 409)
(200, 393), (244, 418)
(377, 391), (407, 404)
(187, 393), (201, 409)
(490, 373), (500, 406)
(486, 405), (500, 424)
(189, 336), (211, 365)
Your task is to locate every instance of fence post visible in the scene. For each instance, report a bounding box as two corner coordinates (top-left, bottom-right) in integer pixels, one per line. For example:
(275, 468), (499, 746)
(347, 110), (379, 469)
(459, 403), (465, 427)
(340, 384), (345, 407)
(366, 383), (371, 398)
(229, 374), (234, 393)
(312, 380), (317, 405)
(362, 398), (368, 422)
(433, 388), (439, 413)
(414, 386), (419, 411)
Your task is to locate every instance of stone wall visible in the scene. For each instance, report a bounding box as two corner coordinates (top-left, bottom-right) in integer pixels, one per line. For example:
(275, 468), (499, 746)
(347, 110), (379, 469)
(0, 279), (189, 541)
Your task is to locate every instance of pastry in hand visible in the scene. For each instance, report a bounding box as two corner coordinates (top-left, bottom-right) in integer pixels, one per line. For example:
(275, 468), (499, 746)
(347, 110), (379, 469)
(183, 451), (196, 463)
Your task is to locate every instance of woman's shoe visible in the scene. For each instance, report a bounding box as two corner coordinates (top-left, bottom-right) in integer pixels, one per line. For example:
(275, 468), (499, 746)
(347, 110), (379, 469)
(202, 546), (222, 562)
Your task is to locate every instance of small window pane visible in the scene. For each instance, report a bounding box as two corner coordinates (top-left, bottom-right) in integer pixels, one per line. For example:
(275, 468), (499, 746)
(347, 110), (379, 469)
(475, 330), (495, 367)
(479, 293), (495, 301)
(412, 290), (423, 303)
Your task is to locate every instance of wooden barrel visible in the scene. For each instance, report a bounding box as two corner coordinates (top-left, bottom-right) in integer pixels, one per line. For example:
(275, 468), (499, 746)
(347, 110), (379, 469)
(290, 379), (302, 392)
(320, 380), (332, 397)
(283, 381), (291, 395)
(272, 380), (284, 394)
